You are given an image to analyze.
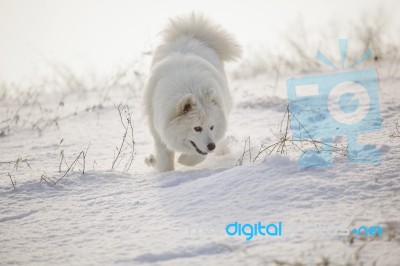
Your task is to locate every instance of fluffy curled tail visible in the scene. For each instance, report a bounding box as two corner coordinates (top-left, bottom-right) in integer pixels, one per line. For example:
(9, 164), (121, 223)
(162, 12), (242, 62)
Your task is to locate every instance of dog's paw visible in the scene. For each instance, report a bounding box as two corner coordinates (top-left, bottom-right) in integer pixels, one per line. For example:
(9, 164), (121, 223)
(144, 154), (156, 167)
(178, 154), (206, 166)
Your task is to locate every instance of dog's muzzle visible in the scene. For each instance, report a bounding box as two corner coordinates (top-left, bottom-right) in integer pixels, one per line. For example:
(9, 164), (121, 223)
(190, 141), (208, 155)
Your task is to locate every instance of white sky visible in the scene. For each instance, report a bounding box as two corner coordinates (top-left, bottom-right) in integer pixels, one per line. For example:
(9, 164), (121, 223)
(0, 0), (398, 85)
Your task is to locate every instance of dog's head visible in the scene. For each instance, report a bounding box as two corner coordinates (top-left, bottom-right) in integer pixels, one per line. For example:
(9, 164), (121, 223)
(164, 88), (227, 155)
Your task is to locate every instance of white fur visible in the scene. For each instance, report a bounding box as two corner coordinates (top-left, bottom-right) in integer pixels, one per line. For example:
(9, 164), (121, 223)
(143, 12), (241, 172)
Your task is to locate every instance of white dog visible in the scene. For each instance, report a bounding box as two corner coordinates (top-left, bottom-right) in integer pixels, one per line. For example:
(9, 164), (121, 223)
(143, 13), (241, 172)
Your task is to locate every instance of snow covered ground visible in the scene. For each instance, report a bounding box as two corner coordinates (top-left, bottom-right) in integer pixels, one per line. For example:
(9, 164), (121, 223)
(1, 55), (400, 265)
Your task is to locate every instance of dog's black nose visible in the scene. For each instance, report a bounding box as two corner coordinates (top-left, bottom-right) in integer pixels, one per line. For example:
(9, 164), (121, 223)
(207, 143), (216, 151)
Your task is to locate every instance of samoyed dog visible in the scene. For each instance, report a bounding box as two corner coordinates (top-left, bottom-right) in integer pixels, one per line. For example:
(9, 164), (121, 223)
(143, 13), (241, 172)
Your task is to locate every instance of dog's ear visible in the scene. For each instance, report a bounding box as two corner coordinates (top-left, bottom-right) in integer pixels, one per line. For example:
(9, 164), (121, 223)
(176, 94), (196, 115)
(205, 87), (219, 105)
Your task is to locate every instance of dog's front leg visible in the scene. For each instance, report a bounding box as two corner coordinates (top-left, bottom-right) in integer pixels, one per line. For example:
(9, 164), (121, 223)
(155, 140), (174, 172)
(178, 154), (206, 166)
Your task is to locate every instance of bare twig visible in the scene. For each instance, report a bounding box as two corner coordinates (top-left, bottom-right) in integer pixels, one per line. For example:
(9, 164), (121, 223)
(54, 151), (84, 185)
(236, 137), (251, 166)
(111, 104), (135, 171)
(41, 145), (89, 185)
(8, 173), (16, 189)
(82, 144), (90, 174)
(389, 121), (400, 139)
(58, 150), (65, 173)
(238, 104), (348, 165)
(0, 157), (31, 169)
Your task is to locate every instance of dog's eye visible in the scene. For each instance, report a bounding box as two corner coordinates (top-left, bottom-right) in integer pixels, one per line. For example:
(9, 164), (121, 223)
(194, 126), (202, 132)
(210, 125), (214, 130)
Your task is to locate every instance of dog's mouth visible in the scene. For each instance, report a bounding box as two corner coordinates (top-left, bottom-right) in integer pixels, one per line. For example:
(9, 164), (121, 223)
(190, 141), (208, 155)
